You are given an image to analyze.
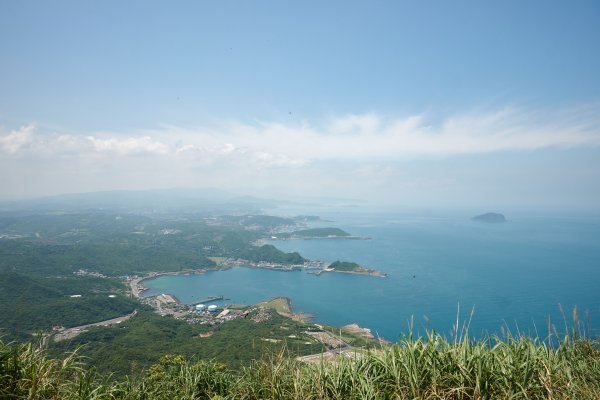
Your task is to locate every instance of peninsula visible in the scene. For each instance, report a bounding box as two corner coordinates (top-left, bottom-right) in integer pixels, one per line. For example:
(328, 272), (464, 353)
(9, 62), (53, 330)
(272, 227), (369, 240)
(326, 260), (387, 277)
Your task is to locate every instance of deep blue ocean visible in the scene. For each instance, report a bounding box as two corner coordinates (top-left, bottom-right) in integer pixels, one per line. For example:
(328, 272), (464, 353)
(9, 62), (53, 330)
(144, 212), (600, 341)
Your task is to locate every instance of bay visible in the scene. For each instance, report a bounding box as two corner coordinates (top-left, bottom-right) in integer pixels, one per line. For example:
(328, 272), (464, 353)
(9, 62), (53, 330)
(143, 212), (600, 341)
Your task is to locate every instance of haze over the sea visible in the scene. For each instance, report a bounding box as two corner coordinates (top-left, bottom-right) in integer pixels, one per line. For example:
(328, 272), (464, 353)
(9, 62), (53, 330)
(1, 1), (600, 214)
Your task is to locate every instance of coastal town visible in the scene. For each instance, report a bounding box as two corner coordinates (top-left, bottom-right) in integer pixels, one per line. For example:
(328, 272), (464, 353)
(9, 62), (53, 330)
(129, 285), (378, 362)
(120, 264), (382, 361)
(40, 213), (388, 355)
(14, 211), (389, 365)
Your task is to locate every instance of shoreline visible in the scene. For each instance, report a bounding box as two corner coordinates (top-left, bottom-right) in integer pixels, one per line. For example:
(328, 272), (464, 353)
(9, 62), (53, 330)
(269, 235), (371, 241)
(128, 258), (387, 314)
(220, 257), (388, 278)
(128, 267), (219, 300)
(326, 269), (387, 278)
(129, 272), (381, 341)
(130, 261), (387, 304)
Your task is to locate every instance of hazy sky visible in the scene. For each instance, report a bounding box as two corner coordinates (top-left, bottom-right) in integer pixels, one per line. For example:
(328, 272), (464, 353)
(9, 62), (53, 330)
(1, 1), (599, 211)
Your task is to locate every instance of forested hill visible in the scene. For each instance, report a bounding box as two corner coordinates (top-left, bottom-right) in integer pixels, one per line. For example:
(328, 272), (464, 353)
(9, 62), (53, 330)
(0, 211), (309, 341)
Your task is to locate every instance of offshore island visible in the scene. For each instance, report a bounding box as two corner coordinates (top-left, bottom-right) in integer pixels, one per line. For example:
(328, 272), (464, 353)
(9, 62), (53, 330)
(472, 212), (506, 223)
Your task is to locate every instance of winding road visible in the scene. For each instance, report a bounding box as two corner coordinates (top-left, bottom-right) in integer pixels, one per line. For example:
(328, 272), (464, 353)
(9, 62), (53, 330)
(52, 310), (137, 342)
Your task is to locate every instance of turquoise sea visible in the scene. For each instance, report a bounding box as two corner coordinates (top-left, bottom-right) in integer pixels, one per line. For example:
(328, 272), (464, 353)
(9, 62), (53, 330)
(144, 212), (600, 341)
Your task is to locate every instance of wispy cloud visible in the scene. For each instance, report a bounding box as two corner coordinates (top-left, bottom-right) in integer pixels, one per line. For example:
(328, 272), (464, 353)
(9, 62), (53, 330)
(1, 106), (599, 204)
(0, 125), (34, 154)
(149, 106), (600, 161)
(86, 136), (170, 156)
(2, 107), (599, 162)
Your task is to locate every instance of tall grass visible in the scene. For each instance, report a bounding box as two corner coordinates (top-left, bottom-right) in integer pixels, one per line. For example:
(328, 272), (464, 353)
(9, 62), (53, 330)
(2, 329), (599, 399)
(0, 341), (121, 399)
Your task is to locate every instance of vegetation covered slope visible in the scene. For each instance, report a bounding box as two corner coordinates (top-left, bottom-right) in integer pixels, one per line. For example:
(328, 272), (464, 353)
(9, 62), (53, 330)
(328, 260), (362, 272)
(0, 212), (310, 341)
(237, 244), (305, 264)
(49, 309), (326, 376)
(3, 331), (600, 399)
(0, 271), (137, 341)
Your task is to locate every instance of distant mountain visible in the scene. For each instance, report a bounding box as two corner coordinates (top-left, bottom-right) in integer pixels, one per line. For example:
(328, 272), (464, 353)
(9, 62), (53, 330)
(0, 188), (284, 215)
(472, 212), (506, 223)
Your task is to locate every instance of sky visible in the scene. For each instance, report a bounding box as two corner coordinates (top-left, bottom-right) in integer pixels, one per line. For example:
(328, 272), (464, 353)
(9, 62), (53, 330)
(1, 1), (599, 211)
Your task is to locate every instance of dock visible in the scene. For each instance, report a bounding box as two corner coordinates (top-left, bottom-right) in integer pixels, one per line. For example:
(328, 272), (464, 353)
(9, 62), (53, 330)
(198, 296), (225, 303)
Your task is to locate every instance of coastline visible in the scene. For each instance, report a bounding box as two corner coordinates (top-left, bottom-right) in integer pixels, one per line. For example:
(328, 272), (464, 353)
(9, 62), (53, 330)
(128, 267), (219, 300)
(128, 257), (387, 316)
(130, 259), (387, 304)
(130, 271), (381, 343)
(271, 235), (371, 241)
(327, 269), (387, 278)
(219, 257), (388, 278)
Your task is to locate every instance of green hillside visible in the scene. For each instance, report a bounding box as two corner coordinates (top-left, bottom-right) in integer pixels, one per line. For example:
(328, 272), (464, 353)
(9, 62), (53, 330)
(0, 271), (137, 341)
(49, 309), (327, 376)
(328, 260), (362, 271)
(0, 212), (315, 341)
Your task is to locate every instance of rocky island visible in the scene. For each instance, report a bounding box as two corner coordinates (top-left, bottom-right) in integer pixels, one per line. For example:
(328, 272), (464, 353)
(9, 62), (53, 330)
(472, 212), (506, 223)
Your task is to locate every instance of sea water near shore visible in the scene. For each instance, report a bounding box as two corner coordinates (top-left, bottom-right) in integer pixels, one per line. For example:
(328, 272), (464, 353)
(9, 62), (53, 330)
(143, 211), (600, 341)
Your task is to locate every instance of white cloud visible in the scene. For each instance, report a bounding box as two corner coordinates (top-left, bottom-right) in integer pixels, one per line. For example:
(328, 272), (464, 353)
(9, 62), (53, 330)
(0, 125), (34, 154)
(86, 135), (170, 155)
(1, 105), (599, 204)
(329, 113), (382, 134)
(152, 107), (599, 161)
(252, 151), (306, 168)
(2, 107), (599, 163)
